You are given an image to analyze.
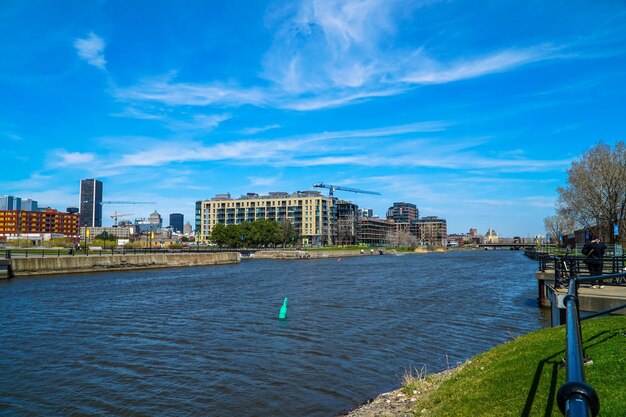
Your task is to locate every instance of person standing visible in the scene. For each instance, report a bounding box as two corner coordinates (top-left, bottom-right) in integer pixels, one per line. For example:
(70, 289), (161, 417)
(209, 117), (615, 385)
(581, 236), (607, 278)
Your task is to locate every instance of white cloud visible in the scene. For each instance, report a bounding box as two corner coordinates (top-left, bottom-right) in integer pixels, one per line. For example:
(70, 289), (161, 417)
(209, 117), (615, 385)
(399, 47), (551, 85)
(115, 78), (267, 107)
(74, 32), (107, 70)
(168, 113), (231, 131)
(247, 175), (282, 187)
(94, 120), (570, 176)
(0, 173), (54, 190)
(240, 124), (281, 135)
(49, 150), (96, 168)
(113, 2), (560, 112)
(110, 107), (164, 120)
(3, 132), (23, 141)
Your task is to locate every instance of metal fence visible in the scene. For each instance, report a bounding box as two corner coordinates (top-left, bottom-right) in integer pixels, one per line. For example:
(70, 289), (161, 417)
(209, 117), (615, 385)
(555, 258), (626, 417)
(538, 255), (626, 288)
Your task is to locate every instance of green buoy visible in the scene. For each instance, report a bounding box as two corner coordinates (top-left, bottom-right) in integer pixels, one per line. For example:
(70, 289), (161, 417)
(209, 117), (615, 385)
(278, 297), (288, 320)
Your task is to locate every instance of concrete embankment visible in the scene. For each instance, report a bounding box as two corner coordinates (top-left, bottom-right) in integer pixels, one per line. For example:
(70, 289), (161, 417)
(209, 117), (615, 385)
(7, 252), (240, 278)
(251, 249), (387, 260)
(250, 248), (446, 260)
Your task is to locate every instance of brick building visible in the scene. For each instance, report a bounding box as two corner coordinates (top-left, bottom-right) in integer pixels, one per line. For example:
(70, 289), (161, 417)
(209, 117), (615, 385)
(0, 209), (80, 238)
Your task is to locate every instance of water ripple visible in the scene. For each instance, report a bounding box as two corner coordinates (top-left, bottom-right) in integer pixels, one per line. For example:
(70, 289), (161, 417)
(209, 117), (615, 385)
(0, 251), (548, 416)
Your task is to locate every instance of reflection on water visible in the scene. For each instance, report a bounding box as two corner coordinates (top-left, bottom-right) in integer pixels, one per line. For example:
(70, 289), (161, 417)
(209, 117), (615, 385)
(0, 251), (548, 416)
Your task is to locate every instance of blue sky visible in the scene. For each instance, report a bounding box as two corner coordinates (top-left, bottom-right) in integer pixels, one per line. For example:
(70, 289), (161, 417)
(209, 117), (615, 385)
(2, 0), (626, 236)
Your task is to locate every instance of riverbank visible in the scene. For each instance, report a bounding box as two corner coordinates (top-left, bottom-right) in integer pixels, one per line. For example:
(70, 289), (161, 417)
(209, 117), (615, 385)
(250, 247), (446, 260)
(340, 369), (458, 417)
(343, 315), (626, 416)
(7, 252), (240, 277)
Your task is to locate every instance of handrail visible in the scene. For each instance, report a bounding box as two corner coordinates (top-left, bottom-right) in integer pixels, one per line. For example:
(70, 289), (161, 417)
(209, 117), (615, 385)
(555, 261), (626, 416)
(556, 277), (600, 417)
(538, 255), (626, 288)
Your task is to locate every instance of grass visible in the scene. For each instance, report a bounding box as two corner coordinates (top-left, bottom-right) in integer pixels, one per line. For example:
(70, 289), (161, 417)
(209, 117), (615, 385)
(404, 316), (626, 416)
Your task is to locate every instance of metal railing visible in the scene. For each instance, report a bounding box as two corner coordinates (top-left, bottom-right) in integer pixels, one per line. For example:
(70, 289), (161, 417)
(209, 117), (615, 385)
(539, 255), (626, 288)
(555, 259), (626, 417)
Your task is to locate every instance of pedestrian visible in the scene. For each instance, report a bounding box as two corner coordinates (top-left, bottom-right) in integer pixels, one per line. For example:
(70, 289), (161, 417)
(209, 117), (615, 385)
(581, 235), (606, 283)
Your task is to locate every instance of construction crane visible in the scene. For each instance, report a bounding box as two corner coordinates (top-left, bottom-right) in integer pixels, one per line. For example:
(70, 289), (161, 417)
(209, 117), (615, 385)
(80, 200), (156, 205)
(101, 201), (156, 205)
(313, 182), (381, 198)
(110, 211), (134, 226)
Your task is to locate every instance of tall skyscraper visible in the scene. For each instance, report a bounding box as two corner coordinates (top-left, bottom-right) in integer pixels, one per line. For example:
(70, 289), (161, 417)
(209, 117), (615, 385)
(21, 199), (38, 211)
(169, 213), (184, 233)
(0, 195), (22, 210)
(79, 179), (103, 227)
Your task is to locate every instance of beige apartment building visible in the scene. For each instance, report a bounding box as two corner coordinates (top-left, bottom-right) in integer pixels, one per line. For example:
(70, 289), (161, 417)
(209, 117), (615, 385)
(196, 191), (334, 246)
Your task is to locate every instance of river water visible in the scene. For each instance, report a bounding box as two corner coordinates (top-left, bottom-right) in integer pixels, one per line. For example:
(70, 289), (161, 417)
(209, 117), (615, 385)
(0, 251), (548, 416)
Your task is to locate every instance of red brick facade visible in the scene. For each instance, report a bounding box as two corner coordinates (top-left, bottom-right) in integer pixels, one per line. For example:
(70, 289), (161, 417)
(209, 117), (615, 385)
(0, 209), (80, 236)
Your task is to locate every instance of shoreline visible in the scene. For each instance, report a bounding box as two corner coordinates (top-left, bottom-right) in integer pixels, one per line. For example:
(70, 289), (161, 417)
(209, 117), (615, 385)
(5, 252), (240, 278)
(1, 248), (450, 278)
(338, 368), (459, 417)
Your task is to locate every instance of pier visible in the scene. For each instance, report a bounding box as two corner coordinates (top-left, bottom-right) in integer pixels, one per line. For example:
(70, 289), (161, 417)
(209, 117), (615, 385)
(534, 255), (626, 326)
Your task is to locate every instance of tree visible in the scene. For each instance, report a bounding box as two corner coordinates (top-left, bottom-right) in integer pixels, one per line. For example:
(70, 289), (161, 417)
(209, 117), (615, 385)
(278, 220), (299, 247)
(543, 214), (575, 245)
(557, 142), (626, 242)
(95, 232), (116, 241)
(209, 223), (228, 246)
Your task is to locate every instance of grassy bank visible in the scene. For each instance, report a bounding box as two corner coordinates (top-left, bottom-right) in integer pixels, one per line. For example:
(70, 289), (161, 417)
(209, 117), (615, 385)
(406, 316), (626, 416)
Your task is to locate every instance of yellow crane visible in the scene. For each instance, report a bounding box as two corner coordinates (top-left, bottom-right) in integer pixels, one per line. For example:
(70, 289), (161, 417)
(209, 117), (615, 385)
(111, 211), (134, 226)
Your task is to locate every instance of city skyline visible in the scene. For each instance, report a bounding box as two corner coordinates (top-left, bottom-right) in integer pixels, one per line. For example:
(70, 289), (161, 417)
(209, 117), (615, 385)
(2, 1), (626, 236)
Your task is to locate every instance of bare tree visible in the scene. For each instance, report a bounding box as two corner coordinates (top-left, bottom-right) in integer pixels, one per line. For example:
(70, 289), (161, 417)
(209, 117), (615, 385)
(385, 228), (418, 248)
(557, 142), (626, 242)
(543, 214), (575, 245)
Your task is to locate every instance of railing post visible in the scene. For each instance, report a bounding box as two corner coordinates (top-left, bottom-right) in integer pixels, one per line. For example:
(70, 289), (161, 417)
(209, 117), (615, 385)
(556, 277), (600, 417)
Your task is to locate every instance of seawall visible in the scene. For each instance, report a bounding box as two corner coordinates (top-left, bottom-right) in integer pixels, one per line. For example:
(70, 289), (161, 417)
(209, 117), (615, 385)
(251, 249), (387, 260)
(7, 252), (240, 278)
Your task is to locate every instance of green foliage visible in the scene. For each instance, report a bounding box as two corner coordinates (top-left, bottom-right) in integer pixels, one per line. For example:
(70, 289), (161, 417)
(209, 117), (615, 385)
(411, 316), (626, 416)
(123, 240), (145, 249)
(209, 219), (295, 247)
(43, 238), (75, 248)
(94, 232), (117, 241)
(278, 220), (299, 246)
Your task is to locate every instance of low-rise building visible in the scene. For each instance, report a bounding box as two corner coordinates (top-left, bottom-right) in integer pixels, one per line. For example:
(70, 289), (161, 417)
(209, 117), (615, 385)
(336, 200), (358, 245)
(196, 191), (334, 246)
(483, 228), (499, 244)
(412, 216), (448, 247)
(357, 217), (395, 246)
(80, 226), (135, 239)
(0, 209), (80, 238)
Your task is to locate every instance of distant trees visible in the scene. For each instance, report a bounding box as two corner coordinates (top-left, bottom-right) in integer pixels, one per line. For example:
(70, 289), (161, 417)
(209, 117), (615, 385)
(543, 214), (575, 245)
(555, 141), (626, 242)
(386, 228), (418, 248)
(209, 220), (299, 248)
